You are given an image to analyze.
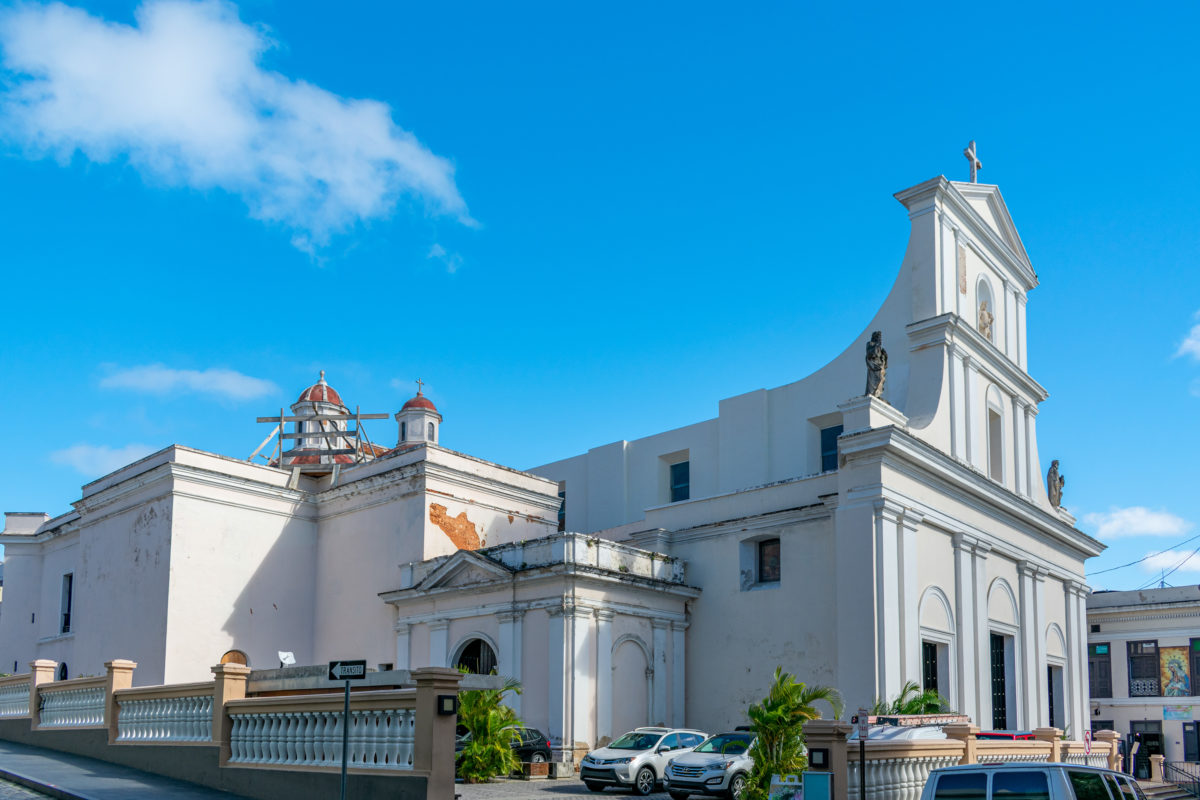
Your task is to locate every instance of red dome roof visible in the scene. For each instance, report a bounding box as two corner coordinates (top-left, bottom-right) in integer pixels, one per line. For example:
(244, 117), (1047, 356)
(289, 454), (354, 465)
(296, 371), (345, 407)
(401, 392), (438, 412)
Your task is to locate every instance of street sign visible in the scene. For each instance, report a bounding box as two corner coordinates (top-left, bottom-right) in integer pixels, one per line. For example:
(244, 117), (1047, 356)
(328, 660), (367, 681)
(1084, 730), (1092, 755)
(855, 707), (870, 739)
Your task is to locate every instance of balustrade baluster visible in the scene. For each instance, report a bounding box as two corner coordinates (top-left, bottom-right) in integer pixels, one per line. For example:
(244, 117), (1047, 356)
(286, 713), (301, 765)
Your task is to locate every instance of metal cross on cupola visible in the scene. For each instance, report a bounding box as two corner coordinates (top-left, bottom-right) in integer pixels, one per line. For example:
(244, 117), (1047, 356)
(963, 140), (982, 183)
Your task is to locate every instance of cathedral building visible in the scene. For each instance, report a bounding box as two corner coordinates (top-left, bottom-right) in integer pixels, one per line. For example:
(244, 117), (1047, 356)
(0, 170), (1103, 757)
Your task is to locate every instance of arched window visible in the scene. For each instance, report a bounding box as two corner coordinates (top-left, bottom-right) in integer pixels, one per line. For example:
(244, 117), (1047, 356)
(220, 649), (249, 667)
(428, 422), (436, 442)
(976, 277), (996, 343)
(986, 385), (1004, 483)
(456, 639), (497, 674)
(57, 663), (68, 681)
(399, 421), (407, 442)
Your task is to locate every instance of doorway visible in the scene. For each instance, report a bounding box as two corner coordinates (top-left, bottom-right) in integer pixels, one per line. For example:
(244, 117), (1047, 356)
(1130, 720), (1163, 780)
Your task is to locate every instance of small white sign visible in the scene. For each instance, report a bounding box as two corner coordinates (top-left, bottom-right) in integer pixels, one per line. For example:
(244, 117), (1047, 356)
(856, 707), (870, 739)
(1084, 730), (1092, 755)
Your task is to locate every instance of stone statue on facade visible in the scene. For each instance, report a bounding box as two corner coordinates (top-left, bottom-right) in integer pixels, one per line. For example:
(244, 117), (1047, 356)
(1047, 460), (1065, 508)
(865, 331), (888, 398)
(978, 300), (994, 341)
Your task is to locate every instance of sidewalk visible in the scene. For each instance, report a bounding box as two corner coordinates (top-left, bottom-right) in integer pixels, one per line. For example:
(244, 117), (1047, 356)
(0, 740), (246, 800)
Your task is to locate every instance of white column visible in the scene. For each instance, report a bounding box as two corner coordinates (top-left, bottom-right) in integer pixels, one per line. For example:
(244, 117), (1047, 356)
(973, 541), (993, 728)
(1034, 569), (1048, 726)
(874, 500), (904, 700)
(652, 619), (669, 726)
(596, 610), (614, 742)
(952, 534), (978, 723)
(1063, 581), (1081, 738)
(1024, 405), (1036, 500)
(1068, 582), (1090, 736)
(950, 347), (967, 462)
(428, 620), (449, 669)
(900, 511), (923, 687)
(1003, 279), (1015, 358)
(570, 606), (596, 752)
(672, 621), (688, 728)
(547, 605), (567, 755)
(497, 611), (524, 717)
(1018, 562), (1040, 728)
(965, 358), (980, 469)
(394, 622), (411, 671)
(1017, 295), (1028, 369)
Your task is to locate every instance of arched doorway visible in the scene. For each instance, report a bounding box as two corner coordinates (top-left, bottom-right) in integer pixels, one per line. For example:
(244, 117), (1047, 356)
(456, 638), (497, 674)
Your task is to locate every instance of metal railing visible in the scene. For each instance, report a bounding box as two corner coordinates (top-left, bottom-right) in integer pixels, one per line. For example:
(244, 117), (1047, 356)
(1163, 762), (1200, 797)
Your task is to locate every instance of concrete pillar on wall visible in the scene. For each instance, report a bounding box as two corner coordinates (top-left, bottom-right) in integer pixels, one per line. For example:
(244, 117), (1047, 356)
(570, 606), (596, 752)
(652, 619), (669, 726)
(965, 358), (980, 470)
(1067, 581), (1090, 736)
(547, 605), (567, 754)
(1033, 568), (1048, 727)
(428, 620), (449, 669)
(952, 534), (979, 725)
(973, 541), (993, 728)
(1017, 295), (1028, 369)
(950, 348), (967, 462)
(596, 610), (614, 743)
(394, 622), (411, 672)
(1023, 405), (1035, 499)
(900, 511), (923, 687)
(874, 500), (906, 700)
(1018, 562), (1041, 728)
(497, 611), (524, 717)
(672, 621), (687, 728)
(1010, 398), (1024, 496)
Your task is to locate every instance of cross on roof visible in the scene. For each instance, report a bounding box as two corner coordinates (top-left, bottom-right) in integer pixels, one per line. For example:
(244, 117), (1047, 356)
(963, 140), (982, 183)
(415, 378), (424, 395)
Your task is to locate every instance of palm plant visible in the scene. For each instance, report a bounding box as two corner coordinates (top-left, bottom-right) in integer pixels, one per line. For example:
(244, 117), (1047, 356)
(742, 667), (844, 800)
(870, 680), (948, 715)
(456, 675), (523, 783)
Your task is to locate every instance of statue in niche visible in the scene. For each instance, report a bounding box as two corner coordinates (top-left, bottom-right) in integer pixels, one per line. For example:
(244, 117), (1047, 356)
(1047, 460), (1065, 508)
(978, 300), (994, 341)
(865, 331), (888, 398)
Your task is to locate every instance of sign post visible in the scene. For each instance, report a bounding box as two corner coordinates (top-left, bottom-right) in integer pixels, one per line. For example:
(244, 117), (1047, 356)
(854, 708), (869, 800)
(329, 660), (367, 800)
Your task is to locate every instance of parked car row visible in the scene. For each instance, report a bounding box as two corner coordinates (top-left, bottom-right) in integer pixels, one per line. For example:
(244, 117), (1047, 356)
(580, 726), (754, 798)
(920, 762), (1149, 800)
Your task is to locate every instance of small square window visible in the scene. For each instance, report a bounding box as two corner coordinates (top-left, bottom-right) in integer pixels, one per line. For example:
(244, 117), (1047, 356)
(758, 538), (780, 583)
(670, 461), (690, 503)
(820, 425), (843, 472)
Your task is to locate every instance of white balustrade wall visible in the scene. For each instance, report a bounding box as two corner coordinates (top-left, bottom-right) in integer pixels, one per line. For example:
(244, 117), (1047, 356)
(0, 681), (30, 718)
(1063, 752), (1110, 768)
(848, 754), (963, 800)
(229, 707), (416, 770)
(116, 694), (214, 742)
(977, 751), (1051, 763)
(39, 686), (106, 727)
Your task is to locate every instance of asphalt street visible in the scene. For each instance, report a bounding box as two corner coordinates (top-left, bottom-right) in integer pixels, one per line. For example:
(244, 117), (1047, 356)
(457, 777), (673, 799)
(0, 781), (46, 800)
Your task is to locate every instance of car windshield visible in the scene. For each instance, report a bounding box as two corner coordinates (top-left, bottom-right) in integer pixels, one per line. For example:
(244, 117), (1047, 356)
(608, 732), (662, 751)
(695, 733), (754, 754)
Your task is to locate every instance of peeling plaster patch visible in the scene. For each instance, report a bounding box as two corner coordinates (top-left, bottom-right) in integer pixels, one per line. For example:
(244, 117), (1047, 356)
(507, 515), (514, 524)
(430, 503), (481, 550)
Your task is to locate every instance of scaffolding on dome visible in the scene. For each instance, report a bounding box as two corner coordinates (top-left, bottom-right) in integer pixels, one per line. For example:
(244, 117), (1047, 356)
(249, 406), (391, 479)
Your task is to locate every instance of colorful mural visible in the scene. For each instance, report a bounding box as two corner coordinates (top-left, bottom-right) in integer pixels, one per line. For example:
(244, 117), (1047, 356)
(1161, 646), (1191, 697)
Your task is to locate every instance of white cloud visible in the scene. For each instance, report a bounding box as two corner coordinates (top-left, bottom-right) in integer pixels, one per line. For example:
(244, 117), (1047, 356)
(1082, 506), (1193, 540)
(50, 442), (156, 476)
(100, 364), (277, 401)
(1141, 549), (1200, 577)
(0, 1), (472, 250)
(427, 242), (462, 274)
(1177, 321), (1200, 360)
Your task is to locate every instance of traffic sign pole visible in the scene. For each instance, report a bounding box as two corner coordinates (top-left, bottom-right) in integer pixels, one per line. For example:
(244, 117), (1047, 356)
(328, 660), (367, 800)
(341, 678), (350, 800)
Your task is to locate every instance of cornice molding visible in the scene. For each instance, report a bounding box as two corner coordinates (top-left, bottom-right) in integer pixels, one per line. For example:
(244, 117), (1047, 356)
(907, 313), (1048, 403)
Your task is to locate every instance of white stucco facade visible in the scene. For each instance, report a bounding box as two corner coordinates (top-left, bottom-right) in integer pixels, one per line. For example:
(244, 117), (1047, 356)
(1, 172), (1104, 759)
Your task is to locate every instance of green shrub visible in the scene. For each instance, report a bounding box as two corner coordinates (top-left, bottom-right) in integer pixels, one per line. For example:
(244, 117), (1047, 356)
(456, 675), (523, 783)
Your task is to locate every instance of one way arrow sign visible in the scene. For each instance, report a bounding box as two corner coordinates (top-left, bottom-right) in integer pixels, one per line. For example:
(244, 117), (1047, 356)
(328, 660), (367, 681)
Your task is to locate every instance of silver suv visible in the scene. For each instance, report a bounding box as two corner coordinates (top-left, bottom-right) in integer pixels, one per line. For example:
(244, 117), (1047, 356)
(664, 731), (755, 799)
(581, 727), (709, 795)
(921, 762), (1148, 799)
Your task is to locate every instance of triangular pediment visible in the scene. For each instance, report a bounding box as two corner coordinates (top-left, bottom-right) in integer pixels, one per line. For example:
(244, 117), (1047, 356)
(415, 549), (513, 592)
(950, 181), (1033, 272)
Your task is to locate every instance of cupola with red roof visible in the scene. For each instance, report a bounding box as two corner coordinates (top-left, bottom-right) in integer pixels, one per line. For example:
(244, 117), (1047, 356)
(285, 370), (355, 467)
(395, 379), (442, 447)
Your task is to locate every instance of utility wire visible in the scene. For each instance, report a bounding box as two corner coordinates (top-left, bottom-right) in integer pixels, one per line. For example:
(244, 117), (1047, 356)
(1132, 543), (1200, 591)
(1089, 531), (1200, 576)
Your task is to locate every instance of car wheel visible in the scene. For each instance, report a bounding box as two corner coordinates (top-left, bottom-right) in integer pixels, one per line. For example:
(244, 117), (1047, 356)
(727, 772), (747, 800)
(531, 752), (547, 763)
(633, 766), (656, 796)
(584, 780), (606, 792)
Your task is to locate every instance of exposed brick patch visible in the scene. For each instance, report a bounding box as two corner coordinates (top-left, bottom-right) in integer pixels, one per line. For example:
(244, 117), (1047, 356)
(430, 503), (481, 550)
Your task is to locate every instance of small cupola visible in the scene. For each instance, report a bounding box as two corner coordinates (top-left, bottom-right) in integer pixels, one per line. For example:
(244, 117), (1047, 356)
(286, 371), (353, 467)
(395, 380), (442, 447)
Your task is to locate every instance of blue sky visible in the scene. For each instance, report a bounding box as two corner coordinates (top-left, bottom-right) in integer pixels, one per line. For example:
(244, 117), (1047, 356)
(1, 0), (1198, 590)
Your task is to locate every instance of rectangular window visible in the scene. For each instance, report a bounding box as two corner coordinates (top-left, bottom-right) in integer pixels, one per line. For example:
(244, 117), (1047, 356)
(557, 486), (567, 533)
(1128, 641), (1160, 696)
(757, 539), (780, 583)
(60, 573), (73, 634)
(991, 633), (1008, 729)
(932, 772), (986, 799)
(922, 641), (939, 695)
(1191, 639), (1200, 692)
(1088, 643), (1112, 698)
(670, 461), (690, 503)
(987, 408), (1003, 481)
(820, 425), (843, 472)
(992, 771), (1049, 799)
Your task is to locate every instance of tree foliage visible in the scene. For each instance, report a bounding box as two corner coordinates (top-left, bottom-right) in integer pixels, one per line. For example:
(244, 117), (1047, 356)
(870, 680), (949, 715)
(456, 675), (523, 784)
(743, 667), (844, 800)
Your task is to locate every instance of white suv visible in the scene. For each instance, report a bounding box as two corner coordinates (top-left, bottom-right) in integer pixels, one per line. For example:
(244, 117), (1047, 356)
(921, 762), (1148, 799)
(581, 727), (709, 795)
(663, 731), (755, 799)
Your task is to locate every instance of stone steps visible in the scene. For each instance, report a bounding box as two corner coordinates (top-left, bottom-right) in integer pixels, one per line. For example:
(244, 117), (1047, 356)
(1137, 780), (1196, 800)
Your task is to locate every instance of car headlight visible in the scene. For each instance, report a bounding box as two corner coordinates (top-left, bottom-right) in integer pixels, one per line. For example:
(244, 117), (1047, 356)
(611, 757), (633, 764)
